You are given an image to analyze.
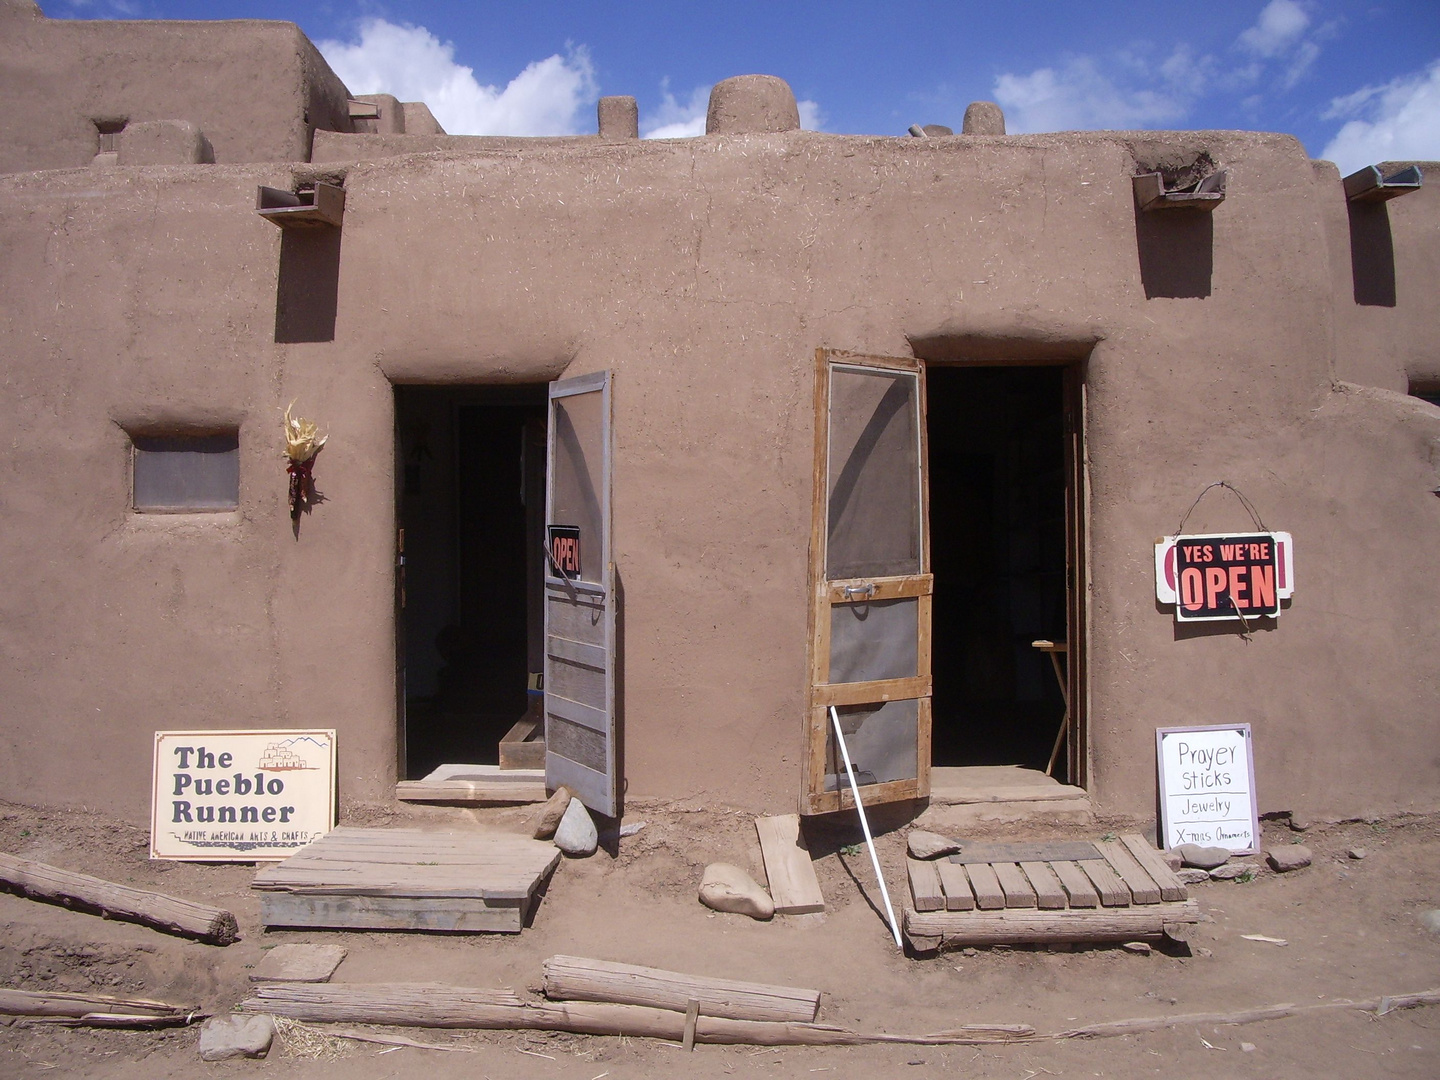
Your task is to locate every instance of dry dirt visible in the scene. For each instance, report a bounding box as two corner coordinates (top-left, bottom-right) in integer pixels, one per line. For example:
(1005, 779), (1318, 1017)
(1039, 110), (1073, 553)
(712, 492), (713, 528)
(1, 797), (1438, 1079)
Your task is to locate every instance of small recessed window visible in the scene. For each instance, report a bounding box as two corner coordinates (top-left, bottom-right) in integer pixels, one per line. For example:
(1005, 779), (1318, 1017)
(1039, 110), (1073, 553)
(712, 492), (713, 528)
(95, 119), (127, 154)
(132, 434), (240, 512)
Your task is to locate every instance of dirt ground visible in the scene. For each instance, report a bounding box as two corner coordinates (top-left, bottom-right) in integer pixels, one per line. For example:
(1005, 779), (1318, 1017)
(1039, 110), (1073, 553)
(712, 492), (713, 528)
(1, 796), (1438, 1079)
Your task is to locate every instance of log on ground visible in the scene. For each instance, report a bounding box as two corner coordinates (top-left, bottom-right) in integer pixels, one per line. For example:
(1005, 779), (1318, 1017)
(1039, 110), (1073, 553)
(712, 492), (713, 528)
(542, 954), (820, 1022)
(905, 901), (1201, 947)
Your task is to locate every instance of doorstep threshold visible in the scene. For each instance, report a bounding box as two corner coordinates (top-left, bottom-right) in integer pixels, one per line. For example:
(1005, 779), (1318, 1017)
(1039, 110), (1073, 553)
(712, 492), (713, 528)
(924, 766), (1092, 825)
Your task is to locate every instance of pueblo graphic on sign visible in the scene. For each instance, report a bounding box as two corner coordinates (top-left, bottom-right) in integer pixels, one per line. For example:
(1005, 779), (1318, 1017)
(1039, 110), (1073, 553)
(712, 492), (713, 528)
(152, 730), (336, 860)
(1154, 532), (1293, 622)
(547, 524), (581, 578)
(1156, 724), (1260, 854)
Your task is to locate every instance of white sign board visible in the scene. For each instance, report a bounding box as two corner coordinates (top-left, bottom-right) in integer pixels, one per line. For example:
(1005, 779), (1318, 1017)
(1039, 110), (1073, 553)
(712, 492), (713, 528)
(1156, 724), (1260, 854)
(151, 729), (336, 861)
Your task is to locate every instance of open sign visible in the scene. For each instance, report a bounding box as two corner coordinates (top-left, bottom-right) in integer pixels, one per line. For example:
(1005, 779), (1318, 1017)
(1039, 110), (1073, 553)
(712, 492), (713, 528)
(1154, 532), (1293, 621)
(547, 524), (581, 577)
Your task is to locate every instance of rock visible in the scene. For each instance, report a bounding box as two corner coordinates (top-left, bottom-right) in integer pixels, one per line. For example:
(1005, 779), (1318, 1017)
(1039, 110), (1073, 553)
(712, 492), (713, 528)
(248, 943), (346, 983)
(1288, 816), (1312, 832)
(532, 786), (574, 840)
(1121, 941), (1152, 954)
(1419, 909), (1440, 935)
(1174, 843), (1230, 870)
(198, 1014), (274, 1061)
(1160, 851), (1183, 872)
(699, 863), (774, 920)
(1240, 1042), (1257, 1052)
(1347, 847), (1368, 860)
(1266, 845), (1312, 872)
(1210, 862), (1260, 881)
(1194, 946), (1213, 958)
(907, 830), (961, 860)
(619, 821), (647, 837)
(1176, 868), (1211, 885)
(554, 797), (598, 857)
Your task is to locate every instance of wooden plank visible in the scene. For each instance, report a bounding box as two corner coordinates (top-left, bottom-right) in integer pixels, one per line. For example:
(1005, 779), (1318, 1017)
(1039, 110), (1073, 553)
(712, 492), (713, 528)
(1119, 834), (1188, 902)
(825, 575), (934, 603)
(1098, 841), (1162, 905)
(754, 815), (825, 915)
(0, 851), (238, 945)
(1078, 858), (1131, 908)
(261, 893), (526, 934)
(990, 863), (1038, 909)
(1018, 862), (1068, 910)
(395, 779), (547, 804)
(542, 955), (821, 1023)
(249, 944), (347, 983)
(1049, 860), (1099, 908)
(950, 841), (1100, 864)
(904, 900), (1202, 948)
(811, 675), (932, 709)
(907, 858), (944, 913)
(0, 988), (197, 1020)
(935, 860), (974, 911)
(963, 862), (1006, 910)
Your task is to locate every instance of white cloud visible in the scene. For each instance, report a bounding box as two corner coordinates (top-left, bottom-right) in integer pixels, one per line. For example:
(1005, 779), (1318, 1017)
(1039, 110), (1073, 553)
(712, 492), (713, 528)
(317, 19), (597, 136)
(1238, 0), (1310, 58)
(1321, 59), (1440, 174)
(641, 80), (825, 138)
(994, 55), (1192, 133)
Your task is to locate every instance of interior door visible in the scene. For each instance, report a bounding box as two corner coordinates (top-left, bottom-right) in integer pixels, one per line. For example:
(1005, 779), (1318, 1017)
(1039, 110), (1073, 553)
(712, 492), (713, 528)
(543, 371), (618, 817)
(804, 350), (931, 815)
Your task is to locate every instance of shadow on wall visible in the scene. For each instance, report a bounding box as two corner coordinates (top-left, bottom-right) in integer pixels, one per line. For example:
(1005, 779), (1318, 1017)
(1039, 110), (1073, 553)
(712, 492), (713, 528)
(1347, 203), (1396, 308)
(1135, 209), (1213, 299)
(275, 230), (342, 342)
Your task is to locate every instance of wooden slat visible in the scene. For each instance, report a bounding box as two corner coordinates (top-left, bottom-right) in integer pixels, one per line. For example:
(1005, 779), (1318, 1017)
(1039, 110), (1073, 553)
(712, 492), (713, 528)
(950, 841), (1100, 865)
(904, 900), (1202, 948)
(935, 860), (974, 911)
(963, 862), (1006, 910)
(1078, 858), (1131, 907)
(543, 956), (820, 1024)
(907, 858), (944, 912)
(1049, 860), (1099, 908)
(755, 815), (825, 915)
(261, 893), (526, 933)
(1119, 835), (1188, 902)
(825, 575), (933, 603)
(811, 675), (931, 709)
(990, 863), (1038, 909)
(1098, 841), (1162, 905)
(395, 779), (547, 804)
(1018, 862), (1067, 910)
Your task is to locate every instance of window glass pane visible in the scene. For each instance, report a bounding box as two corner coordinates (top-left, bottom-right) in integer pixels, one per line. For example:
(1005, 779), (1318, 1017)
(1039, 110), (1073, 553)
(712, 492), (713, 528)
(828, 597), (918, 683)
(549, 390), (605, 584)
(827, 367), (921, 579)
(824, 699), (918, 789)
(133, 434), (239, 511)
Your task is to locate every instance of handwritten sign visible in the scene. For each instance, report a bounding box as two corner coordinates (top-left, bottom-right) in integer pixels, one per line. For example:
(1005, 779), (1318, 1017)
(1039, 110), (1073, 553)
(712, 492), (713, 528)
(151, 730), (335, 860)
(1156, 724), (1260, 854)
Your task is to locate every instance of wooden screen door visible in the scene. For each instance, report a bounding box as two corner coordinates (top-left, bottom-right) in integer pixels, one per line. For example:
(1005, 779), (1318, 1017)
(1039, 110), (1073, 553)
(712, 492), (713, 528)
(804, 350), (931, 815)
(543, 371), (618, 817)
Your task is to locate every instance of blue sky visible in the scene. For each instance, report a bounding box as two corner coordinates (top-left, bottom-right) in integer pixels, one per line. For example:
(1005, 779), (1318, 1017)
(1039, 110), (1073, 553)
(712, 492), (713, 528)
(47, 1), (1440, 171)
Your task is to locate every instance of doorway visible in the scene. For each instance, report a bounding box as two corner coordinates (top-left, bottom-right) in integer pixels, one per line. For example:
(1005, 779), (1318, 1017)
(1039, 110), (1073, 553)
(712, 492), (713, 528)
(395, 385), (547, 780)
(926, 365), (1081, 785)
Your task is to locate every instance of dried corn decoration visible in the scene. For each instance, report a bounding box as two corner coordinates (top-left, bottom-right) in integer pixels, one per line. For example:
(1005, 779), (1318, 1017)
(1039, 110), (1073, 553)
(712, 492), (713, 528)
(282, 402), (327, 519)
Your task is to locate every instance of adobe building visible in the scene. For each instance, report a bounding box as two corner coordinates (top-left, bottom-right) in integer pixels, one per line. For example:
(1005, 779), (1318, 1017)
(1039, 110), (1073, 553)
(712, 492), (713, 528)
(2, 0), (1437, 831)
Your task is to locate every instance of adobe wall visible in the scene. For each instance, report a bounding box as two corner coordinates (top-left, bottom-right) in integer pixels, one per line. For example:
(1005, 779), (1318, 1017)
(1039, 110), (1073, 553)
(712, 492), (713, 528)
(0, 3), (351, 172)
(1, 126), (1437, 825)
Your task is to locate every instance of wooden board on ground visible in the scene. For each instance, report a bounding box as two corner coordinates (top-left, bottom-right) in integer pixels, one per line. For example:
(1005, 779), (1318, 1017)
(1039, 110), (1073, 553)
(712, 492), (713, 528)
(990, 862), (1038, 909)
(1118, 834), (1188, 902)
(1097, 840), (1162, 905)
(1049, 860), (1100, 908)
(949, 841), (1101, 865)
(907, 858), (944, 912)
(542, 955), (821, 1023)
(395, 764), (547, 805)
(1078, 858), (1132, 907)
(754, 815), (825, 915)
(1018, 861), (1068, 910)
(249, 943), (347, 983)
(252, 827), (561, 934)
(935, 861), (974, 911)
(963, 862), (1006, 910)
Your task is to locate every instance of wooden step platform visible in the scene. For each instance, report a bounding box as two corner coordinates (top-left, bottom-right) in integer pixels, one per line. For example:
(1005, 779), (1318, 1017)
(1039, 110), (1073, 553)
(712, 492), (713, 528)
(395, 763), (548, 805)
(903, 834), (1198, 950)
(252, 827), (561, 934)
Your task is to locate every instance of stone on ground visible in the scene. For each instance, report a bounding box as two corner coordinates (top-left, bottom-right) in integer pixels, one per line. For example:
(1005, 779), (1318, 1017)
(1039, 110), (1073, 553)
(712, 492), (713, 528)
(199, 1014), (274, 1061)
(248, 943), (346, 983)
(532, 786), (574, 840)
(1176, 868), (1211, 885)
(1174, 843), (1230, 870)
(1419, 910), (1440, 935)
(1266, 845), (1312, 872)
(1209, 862), (1260, 880)
(1121, 941), (1152, 954)
(554, 797), (598, 857)
(699, 862), (774, 920)
(907, 830), (961, 860)
(1347, 847), (1368, 860)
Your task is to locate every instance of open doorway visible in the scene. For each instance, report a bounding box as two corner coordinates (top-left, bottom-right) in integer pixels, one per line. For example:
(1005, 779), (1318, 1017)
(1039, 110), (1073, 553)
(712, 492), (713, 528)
(927, 364), (1081, 785)
(395, 385), (547, 779)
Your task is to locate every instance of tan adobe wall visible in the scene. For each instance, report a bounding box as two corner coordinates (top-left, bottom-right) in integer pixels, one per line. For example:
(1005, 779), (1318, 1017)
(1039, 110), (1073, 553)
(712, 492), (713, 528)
(0, 125), (1437, 825)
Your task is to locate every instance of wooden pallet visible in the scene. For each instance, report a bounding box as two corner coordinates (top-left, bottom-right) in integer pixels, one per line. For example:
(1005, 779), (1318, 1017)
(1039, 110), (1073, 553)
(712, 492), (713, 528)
(903, 834), (1197, 949)
(252, 827), (561, 933)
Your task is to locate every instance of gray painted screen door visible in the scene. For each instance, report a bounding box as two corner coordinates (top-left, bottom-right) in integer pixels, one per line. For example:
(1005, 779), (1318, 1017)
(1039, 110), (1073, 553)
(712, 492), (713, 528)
(804, 350), (932, 815)
(543, 371), (618, 817)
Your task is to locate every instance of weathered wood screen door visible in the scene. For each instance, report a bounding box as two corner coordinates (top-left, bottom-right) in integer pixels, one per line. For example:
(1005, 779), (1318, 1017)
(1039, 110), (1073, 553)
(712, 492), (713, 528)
(543, 371), (618, 817)
(804, 350), (931, 815)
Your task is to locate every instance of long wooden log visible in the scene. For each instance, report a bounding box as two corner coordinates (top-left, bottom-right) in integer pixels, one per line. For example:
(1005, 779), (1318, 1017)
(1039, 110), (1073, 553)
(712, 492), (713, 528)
(905, 901), (1200, 947)
(239, 983), (1034, 1046)
(542, 955), (820, 1023)
(0, 852), (239, 945)
(0, 988), (202, 1027)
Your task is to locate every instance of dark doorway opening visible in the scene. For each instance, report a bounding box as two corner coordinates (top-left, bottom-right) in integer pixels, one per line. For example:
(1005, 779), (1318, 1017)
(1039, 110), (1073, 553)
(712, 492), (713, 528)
(927, 365), (1071, 780)
(395, 385), (547, 779)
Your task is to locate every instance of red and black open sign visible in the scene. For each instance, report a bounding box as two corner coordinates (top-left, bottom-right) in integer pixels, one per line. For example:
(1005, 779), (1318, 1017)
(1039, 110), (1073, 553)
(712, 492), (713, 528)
(1175, 534), (1279, 621)
(547, 525), (581, 577)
